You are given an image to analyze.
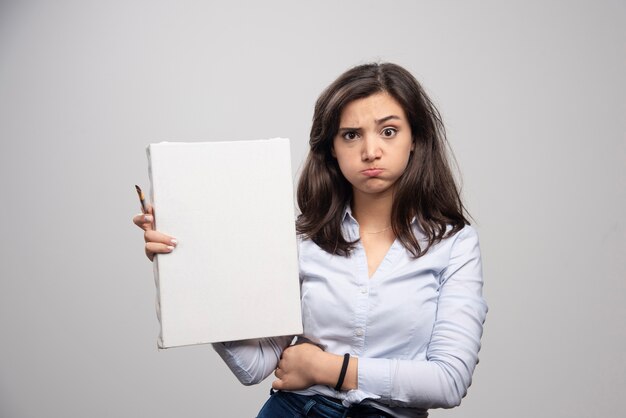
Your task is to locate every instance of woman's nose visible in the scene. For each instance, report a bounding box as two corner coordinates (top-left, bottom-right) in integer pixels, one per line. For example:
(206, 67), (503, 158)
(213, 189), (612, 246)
(361, 135), (382, 161)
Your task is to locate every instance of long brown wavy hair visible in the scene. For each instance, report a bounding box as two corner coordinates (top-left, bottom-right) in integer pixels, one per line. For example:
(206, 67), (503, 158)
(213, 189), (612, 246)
(296, 62), (469, 258)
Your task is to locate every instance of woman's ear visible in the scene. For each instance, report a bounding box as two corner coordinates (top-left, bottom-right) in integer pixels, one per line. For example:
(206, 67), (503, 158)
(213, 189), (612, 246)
(410, 141), (415, 152)
(331, 145), (337, 158)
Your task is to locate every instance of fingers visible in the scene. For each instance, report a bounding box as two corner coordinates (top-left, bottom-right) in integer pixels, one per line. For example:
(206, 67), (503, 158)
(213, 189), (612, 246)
(144, 229), (177, 261)
(132, 204), (155, 230)
(132, 204), (178, 261)
(132, 212), (154, 231)
(138, 203), (177, 257)
(145, 241), (175, 259)
(271, 379), (283, 390)
(272, 362), (284, 389)
(144, 229), (177, 246)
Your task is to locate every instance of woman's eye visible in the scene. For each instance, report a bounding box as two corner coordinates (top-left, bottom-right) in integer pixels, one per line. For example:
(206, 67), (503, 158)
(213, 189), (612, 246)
(343, 131), (358, 141)
(382, 128), (397, 138)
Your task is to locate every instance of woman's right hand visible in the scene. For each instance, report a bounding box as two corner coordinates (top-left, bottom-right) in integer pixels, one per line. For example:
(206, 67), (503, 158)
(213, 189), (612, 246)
(132, 204), (177, 262)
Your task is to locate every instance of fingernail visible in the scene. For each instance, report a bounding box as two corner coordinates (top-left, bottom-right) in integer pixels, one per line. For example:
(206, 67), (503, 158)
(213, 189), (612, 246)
(170, 239), (178, 246)
(167, 246), (175, 251)
(144, 215), (153, 222)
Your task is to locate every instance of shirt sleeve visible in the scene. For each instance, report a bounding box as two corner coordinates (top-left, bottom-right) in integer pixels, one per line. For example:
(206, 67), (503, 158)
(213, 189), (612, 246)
(350, 225), (488, 409)
(212, 335), (294, 386)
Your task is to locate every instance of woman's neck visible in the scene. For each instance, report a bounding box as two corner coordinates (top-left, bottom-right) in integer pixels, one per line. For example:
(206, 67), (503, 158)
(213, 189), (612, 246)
(351, 189), (394, 231)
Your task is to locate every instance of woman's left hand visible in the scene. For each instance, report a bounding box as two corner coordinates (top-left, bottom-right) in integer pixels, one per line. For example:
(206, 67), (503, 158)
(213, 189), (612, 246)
(272, 342), (325, 391)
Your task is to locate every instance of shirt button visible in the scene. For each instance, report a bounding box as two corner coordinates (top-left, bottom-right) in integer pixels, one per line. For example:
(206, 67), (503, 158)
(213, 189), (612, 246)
(360, 287), (368, 294)
(355, 328), (364, 336)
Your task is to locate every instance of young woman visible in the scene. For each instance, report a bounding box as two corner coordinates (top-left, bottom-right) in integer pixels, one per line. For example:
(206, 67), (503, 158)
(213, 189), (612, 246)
(133, 62), (487, 418)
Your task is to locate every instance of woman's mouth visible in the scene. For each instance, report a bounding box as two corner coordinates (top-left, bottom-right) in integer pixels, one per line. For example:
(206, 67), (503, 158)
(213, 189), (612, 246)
(361, 168), (384, 177)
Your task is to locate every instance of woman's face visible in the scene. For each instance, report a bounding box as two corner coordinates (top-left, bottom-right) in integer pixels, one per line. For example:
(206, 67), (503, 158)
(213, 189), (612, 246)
(332, 92), (414, 200)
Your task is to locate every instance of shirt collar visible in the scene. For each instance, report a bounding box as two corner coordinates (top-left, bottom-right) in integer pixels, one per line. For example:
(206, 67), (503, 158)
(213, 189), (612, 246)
(342, 204), (357, 224)
(342, 203), (418, 225)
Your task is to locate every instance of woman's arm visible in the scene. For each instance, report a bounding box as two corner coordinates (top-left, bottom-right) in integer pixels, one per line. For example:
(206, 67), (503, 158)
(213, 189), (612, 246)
(271, 341), (359, 391)
(351, 225), (488, 408)
(273, 226), (487, 409)
(212, 336), (294, 386)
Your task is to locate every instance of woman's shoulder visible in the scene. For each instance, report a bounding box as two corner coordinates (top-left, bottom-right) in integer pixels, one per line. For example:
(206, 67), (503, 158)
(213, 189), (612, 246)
(440, 223), (482, 267)
(406, 223), (480, 265)
(412, 221), (478, 245)
(451, 223), (479, 240)
(441, 223), (480, 250)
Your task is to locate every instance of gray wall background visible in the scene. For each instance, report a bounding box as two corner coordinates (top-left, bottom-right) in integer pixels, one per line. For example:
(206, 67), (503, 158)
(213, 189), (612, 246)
(1, 1), (624, 417)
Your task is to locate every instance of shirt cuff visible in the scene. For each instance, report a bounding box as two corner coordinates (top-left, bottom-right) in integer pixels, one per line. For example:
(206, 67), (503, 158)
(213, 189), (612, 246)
(349, 356), (392, 404)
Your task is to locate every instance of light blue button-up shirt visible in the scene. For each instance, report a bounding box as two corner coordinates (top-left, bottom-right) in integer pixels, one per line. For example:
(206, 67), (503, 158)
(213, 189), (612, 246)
(214, 206), (487, 417)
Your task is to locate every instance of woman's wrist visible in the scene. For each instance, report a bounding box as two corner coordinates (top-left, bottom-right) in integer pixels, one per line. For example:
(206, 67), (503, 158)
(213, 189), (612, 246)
(314, 351), (358, 390)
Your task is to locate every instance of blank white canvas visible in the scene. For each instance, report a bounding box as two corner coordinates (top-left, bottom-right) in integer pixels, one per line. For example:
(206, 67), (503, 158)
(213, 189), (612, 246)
(147, 138), (302, 348)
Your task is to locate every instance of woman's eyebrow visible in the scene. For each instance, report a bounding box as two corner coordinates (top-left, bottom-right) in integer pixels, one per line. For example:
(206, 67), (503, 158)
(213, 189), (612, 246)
(338, 115), (401, 131)
(375, 115), (401, 124)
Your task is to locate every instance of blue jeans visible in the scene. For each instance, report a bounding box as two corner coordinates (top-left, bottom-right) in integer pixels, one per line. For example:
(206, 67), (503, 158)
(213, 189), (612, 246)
(256, 389), (393, 418)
